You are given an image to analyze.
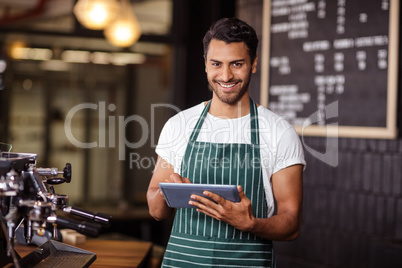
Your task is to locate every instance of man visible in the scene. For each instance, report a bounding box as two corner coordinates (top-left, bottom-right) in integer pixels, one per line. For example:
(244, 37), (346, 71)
(147, 17), (305, 267)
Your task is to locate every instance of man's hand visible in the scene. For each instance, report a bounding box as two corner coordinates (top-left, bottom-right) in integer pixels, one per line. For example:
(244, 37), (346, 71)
(158, 173), (191, 198)
(165, 173), (192, 183)
(188, 185), (256, 232)
(187, 164), (303, 241)
(147, 156), (191, 221)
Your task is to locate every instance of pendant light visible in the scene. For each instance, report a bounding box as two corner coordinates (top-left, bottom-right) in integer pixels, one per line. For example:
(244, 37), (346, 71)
(104, 0), (142, 47)
(73, 0), (119, 30)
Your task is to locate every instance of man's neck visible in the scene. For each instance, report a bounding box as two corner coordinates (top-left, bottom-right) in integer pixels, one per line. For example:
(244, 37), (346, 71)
(208, 94), (250, 119)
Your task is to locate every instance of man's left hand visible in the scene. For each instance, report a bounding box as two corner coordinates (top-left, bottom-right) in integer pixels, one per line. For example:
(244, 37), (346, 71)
(189, 185), (256, 232)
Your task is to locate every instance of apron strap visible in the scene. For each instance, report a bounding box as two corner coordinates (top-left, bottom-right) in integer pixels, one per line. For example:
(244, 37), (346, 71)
(189, 100), (211, 142)
(190, 98), (260, 145)
(250, 97), (260, 145)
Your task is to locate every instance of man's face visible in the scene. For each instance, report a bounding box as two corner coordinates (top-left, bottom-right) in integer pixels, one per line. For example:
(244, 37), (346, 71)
(205, 39), (257, 105)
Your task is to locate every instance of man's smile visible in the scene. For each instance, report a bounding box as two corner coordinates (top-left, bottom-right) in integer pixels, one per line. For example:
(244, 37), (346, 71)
(217, 81), (240, 91)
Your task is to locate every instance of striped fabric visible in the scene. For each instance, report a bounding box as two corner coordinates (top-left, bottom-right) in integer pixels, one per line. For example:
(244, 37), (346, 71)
(162, 98), (275, 267)
(164, 232), (273, 267)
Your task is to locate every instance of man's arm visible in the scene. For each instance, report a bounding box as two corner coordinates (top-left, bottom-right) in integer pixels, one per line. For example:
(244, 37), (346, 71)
(147, 156), (191, 221)
(249, 164), (303, 240)
(189, 164), (303, 241)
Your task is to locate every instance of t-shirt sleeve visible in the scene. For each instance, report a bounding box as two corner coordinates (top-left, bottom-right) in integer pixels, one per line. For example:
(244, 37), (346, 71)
(155, 117), (188, 173)
(273, 126), (306, 174)
(155, 119), (175, 166)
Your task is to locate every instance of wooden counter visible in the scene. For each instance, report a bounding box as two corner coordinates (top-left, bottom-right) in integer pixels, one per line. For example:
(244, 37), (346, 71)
(14, 239), (153, 267)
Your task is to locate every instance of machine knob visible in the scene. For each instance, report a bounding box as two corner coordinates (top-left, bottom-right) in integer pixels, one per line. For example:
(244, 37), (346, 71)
(63, 163), (72, 183)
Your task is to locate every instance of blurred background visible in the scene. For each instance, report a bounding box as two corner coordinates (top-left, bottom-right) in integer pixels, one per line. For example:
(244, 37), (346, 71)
(0, 0), (401, 267)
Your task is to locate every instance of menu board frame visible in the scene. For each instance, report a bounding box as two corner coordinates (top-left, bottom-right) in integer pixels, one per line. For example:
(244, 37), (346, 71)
(260, 0), (399, 139)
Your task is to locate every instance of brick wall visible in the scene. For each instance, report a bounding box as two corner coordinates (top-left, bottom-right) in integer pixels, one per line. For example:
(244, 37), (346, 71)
(276, 137), (402, 267)
(237, 1), (402, 267)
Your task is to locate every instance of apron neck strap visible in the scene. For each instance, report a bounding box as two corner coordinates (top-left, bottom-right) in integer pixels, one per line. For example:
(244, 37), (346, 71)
(190, 98), (260, 145)
(250, 98), (259, 145)
(189, 100), (210, 142)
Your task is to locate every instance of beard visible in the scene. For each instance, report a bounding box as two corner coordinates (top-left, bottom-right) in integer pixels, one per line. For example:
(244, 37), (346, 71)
(208, 69), (252, 105)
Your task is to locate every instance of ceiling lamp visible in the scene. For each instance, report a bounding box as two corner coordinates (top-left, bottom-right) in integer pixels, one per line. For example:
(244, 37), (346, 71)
(73, 0), (119, 30)
(104, 0), (142, 47)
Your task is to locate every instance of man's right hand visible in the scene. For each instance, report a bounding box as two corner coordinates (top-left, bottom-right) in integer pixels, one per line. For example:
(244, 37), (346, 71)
(147, 156), (191, 221)
(165, 173), (192, 183)
(159, 173), (191, 198)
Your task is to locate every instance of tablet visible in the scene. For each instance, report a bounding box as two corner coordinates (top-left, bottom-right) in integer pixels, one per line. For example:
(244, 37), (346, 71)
(159, 183), (240, 208)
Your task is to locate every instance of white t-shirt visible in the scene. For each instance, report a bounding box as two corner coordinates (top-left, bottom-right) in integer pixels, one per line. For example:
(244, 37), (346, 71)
(156, 102), (306, 217)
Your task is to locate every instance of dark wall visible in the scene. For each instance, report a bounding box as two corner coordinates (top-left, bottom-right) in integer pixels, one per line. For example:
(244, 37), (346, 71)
(277, 137), (402, 268)
(237, 0), (402, 267)
(171, 0), (236, 109)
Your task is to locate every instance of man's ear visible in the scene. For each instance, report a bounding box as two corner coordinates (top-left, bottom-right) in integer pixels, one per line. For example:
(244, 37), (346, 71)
(204, 55), (208, 72)
(252, 55), (258, 73)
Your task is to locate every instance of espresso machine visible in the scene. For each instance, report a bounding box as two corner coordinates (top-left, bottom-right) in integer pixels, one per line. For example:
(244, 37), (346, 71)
(0, 150), (111, 267)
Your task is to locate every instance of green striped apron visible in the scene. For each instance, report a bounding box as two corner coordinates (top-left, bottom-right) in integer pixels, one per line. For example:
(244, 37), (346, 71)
(162, 98), (276, 267)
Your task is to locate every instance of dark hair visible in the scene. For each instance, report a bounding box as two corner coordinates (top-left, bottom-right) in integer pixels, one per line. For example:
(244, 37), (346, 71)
(203, 17), (258, 62)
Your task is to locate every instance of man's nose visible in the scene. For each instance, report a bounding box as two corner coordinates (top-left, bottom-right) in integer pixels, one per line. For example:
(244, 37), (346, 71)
(219, 65), (234, 82)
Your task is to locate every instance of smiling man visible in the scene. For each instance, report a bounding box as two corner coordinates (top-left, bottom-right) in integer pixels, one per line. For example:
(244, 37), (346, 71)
(147, 17), (306, 267)
(206, 39), (254, 105)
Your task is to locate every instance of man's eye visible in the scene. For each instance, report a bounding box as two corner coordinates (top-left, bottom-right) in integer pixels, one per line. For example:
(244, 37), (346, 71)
(233, 63), (242, 67)
(212, 62), (220, 67)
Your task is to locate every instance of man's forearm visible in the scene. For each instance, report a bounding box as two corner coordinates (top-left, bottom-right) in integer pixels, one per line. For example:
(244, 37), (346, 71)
(246, 211), (301, 241)
(147, 188), (174, 221)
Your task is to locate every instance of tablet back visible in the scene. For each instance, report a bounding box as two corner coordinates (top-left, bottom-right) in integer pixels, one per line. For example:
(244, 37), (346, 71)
(159, 183), (240, 208)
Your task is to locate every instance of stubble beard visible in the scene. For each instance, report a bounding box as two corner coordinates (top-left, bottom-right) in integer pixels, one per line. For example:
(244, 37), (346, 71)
(208, 70), (252, 105)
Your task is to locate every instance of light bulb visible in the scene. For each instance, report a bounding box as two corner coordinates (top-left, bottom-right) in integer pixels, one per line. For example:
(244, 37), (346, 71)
(104, 0), (142, 47)
(74, 0), (119, 30)
(88, 4), (108, 25)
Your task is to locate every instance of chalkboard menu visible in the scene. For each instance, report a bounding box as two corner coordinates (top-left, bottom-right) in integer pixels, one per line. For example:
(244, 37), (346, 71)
(260, 0), (399, 138)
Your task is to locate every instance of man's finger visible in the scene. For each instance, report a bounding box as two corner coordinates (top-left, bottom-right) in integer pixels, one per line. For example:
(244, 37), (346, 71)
(237, 185), (246, 198)
(169, 173), (189, 183)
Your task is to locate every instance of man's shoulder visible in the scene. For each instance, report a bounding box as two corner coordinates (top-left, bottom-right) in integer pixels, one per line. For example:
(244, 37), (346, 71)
(257, 105), (278, 117)
(257, 105), (291, 126)
(166, 102), (205, 126)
